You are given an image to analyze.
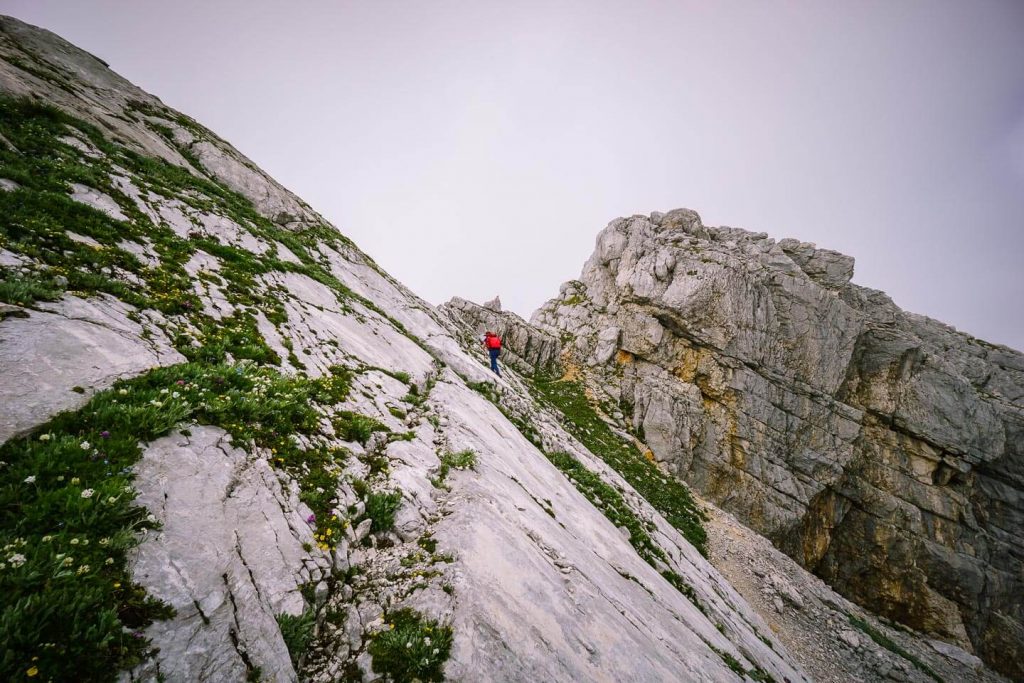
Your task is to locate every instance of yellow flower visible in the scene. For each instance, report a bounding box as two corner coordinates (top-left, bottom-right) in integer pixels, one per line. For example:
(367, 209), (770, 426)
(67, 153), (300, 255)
(27, 666), (39, 677)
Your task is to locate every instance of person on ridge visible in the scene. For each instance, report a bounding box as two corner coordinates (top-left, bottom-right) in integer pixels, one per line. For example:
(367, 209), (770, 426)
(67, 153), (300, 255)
(483, 331), (502, 377)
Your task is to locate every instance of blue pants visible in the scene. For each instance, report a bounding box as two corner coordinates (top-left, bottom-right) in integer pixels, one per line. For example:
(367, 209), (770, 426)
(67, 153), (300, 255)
(488, 348), (501, 377)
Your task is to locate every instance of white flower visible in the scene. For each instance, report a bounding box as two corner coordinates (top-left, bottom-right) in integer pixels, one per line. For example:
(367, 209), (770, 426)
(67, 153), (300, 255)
(8, 553), (26, 568)
(57, 475), (65, 482)
(62, 556), (74, 566)
(23, 475), (36, 484)
(433, 648), (439, 655)
(76, 564), (90, 575)
(41, 535), (53, 543)
(99, 538), (110, 546)
(71, 477), (81, 485)
(172, 391), (180, 398)
(80, 441), (91, 450)
(123, 486), (133, 494)
(146, 514), (157, 524)
(406, 642), (413, 648)
(106, 496), (117, 504)
(39, 433), (51, 441)
(160, 388), (169, 394)
(424, 637), (431, 645)
(105, 557), (114, 565)
(81, 488), (95, 499)
(70, 538), (80, 545)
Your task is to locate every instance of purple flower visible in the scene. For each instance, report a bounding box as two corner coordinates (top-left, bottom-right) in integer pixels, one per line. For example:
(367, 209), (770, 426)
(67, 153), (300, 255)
(176, 380), (185, 386)
(131, 631), (144, 639)
(306, 514), (316, 525)
(100, 431), (110, 439)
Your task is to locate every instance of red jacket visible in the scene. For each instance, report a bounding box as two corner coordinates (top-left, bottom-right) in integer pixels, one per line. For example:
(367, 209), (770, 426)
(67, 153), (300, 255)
(485, 334), (502, 350)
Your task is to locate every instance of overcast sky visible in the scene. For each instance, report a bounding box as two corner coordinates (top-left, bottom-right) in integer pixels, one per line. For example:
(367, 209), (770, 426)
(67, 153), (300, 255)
(7, 1), (1024, 349)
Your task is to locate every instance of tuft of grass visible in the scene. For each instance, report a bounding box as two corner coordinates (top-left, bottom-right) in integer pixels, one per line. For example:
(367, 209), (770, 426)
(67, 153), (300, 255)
(466, 380), (500, 404)
(364, 490), (402, 533)
(334, 411), (388, 446)
(0, 271), (63, 306)
(848, 614), (943, 682)
(368, 608), (453, 682)
(529, 377), (707, 556)
(433, 449), (477, 487)
(276, 610), (315, 669)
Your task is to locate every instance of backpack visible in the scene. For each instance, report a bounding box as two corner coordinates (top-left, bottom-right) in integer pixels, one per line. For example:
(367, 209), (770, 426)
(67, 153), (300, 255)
(486, 334), (502, 350)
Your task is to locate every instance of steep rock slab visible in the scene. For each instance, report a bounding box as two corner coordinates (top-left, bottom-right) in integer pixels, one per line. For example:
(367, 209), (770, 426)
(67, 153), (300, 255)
(128, 426), (324, 683)
(533, 209), (1024, 678)
(0, 295), (182, 442)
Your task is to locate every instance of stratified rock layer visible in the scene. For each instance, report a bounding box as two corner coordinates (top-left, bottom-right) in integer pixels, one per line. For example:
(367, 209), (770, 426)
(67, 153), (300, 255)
(532, 209), (1024, 678)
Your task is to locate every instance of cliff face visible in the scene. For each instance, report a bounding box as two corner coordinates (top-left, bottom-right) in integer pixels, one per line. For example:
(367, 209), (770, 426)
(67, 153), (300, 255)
(530, 209), (1024, 678)
(0, 17), (809, 683)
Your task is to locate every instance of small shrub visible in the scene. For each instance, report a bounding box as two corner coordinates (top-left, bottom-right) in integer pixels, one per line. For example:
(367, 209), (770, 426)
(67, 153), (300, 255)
(369, 608), (452, 682)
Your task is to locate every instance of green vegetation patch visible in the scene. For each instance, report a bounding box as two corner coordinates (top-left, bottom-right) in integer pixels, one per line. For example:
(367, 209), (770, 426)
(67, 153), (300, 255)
(848, 614), (942, 683)
(363, 490), (403, 533)
(432, 449), (477, 488)
(543, 450), (704, 612)
(529, 377), (707, 556)
(369, 608), (453, 683)
(276, 610), (315, 669)
(0, 360), (367, 681)
(333, 411), (389, 446)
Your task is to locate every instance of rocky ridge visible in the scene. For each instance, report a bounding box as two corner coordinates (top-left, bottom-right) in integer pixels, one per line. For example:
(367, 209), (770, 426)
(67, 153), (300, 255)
(519, 208), (1024, 679)
(2, 16), (812, 683)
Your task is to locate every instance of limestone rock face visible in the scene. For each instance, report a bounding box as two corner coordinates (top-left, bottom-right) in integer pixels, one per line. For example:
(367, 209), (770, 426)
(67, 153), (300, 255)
(532, 210), (1024, 679)
(1, 17), (812, 683)
(442, 296), (563, 375)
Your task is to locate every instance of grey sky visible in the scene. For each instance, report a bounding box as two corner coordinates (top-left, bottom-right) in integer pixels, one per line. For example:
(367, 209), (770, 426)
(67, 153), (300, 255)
(7, 1), (1024, 349)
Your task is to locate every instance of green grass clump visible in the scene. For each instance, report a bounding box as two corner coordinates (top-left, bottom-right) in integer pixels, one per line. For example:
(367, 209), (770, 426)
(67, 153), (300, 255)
(466, 380), (500, 404)
(529, 377), (707, 556)
(363, 490), (403, 533)
(334, 411), (388, 446)
(0, 271), (63, 306)
(433, 449), (477, 487)
(276, 610), (315, 669)
(369, 608), (453, 682)
(848, 615), (942, 682)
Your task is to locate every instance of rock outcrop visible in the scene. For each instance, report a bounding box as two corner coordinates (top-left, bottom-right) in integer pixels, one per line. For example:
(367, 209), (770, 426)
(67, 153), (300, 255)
(1, 16), (813, 683)
(531, 209), (1024, 679)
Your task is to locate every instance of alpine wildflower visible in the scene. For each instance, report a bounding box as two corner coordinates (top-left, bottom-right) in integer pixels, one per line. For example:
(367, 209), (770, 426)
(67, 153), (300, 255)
(81, 488), (95, 499)
(23, 475), (36, 484)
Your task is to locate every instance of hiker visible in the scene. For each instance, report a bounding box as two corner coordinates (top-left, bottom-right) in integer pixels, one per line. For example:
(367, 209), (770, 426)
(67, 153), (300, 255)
(483, 331), (502, 377)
